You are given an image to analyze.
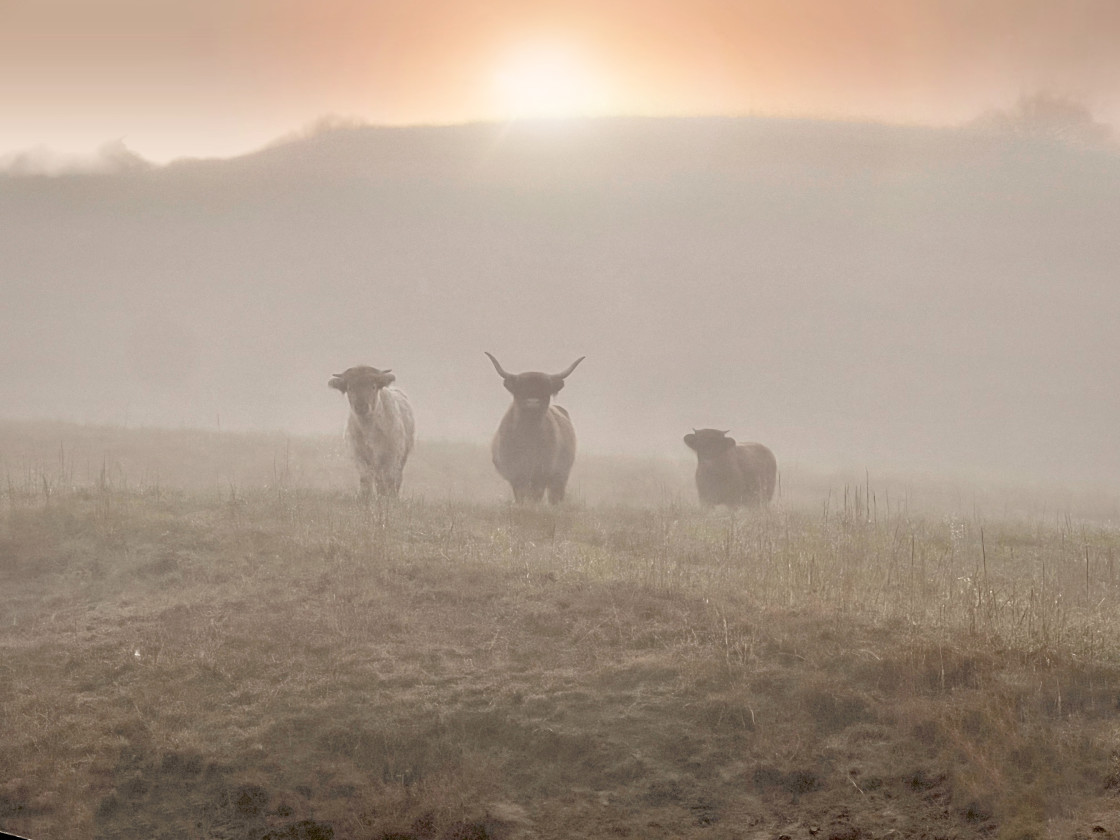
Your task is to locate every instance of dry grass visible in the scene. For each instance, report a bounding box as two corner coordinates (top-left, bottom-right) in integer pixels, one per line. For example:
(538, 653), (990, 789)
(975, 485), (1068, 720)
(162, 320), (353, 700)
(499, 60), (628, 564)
(2, 421), (1120, 839)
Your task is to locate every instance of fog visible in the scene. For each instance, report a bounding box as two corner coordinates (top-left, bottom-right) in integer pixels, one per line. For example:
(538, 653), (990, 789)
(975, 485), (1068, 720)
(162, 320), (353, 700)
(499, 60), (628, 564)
(2, 113), (1118, 485)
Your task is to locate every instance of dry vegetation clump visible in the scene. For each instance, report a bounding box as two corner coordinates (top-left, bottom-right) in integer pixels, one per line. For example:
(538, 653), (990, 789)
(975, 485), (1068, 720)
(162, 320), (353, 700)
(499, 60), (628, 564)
(3, 423), (1120, 839)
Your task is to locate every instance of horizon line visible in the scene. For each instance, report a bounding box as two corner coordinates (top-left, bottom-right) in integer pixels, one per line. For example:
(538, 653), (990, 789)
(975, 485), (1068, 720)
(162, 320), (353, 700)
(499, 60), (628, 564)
(2, 102), (1115, 175)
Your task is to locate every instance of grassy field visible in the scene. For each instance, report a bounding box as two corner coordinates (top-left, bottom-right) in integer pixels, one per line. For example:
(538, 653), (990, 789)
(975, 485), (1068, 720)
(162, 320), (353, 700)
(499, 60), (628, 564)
(3, 420), (1120, 840)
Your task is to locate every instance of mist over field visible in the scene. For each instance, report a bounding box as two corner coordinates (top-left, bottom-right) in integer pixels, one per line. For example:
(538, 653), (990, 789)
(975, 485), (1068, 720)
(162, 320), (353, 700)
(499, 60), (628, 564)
(3, 113), (1119, 486)
(7, 110), (1120, 839)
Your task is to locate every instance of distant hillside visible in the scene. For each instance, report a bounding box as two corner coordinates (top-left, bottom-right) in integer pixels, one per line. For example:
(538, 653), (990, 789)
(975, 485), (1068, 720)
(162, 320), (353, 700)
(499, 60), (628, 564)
(2, 116), (1119, 484)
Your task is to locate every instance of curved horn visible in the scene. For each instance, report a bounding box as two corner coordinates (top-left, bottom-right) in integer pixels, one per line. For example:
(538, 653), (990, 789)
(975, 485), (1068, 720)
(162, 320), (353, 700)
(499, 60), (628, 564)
(484, 352), (513, 379)
(721, 430), (732, 436)
(555, 356), (586, 379)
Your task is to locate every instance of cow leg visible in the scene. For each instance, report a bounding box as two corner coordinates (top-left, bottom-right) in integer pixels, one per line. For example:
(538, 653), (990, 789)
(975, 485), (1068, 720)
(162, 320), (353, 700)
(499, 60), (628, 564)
(526, 481), (547, 504)
(374, 472), (396, 498)
(512, 481), (546, 504)
(744, 478), (760, 506)
(547, 480), (566, 505)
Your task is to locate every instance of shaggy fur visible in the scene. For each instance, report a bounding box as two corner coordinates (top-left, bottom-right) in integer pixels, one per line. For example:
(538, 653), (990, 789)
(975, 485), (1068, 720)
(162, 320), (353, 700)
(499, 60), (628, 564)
(486, 353), (584, 504)
(684, 428), (777, 507)
(329, 366), (415, 501)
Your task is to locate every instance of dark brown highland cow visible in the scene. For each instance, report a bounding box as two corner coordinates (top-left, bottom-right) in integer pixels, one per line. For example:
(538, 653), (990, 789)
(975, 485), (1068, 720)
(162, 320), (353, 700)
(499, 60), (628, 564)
(684, 428), (777, 507)
(485, 352), (585, 504)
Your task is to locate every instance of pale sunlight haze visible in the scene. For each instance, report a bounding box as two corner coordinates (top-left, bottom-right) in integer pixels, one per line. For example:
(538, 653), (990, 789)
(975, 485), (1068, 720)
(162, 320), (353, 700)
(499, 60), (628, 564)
(492, 44), (611, 119)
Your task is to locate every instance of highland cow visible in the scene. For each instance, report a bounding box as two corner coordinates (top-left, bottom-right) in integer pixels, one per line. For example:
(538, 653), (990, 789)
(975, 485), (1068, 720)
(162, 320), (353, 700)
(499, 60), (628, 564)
(329, 365), (415, 501)
(485, 352), (585, 504)
(684, 429), (777, 507)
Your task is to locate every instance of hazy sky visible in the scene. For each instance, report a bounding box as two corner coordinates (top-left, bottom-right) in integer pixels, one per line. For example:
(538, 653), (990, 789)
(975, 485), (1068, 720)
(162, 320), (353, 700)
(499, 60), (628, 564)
(3, 0), (1120, 162)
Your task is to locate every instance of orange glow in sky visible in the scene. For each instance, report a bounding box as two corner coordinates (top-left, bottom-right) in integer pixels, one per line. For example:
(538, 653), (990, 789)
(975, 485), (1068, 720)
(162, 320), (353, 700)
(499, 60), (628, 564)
(1, 0), (1118, 163)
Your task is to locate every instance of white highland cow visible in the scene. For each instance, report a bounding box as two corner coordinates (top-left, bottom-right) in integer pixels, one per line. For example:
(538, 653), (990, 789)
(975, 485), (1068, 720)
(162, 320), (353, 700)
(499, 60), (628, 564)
(329, 365), (415, 501)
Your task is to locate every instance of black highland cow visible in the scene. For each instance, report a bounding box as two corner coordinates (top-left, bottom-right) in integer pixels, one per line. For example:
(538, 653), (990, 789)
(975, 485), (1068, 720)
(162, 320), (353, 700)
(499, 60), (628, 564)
(684, 428), (777, 507)
(485, 352), (585, 504)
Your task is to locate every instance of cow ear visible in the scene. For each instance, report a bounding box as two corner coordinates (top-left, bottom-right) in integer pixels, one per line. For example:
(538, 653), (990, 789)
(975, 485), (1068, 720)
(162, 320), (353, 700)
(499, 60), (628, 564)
(380, 373), (396, 386)
(328, 376), (347, 392)
(550, 376), (566, 393)
(718, 436), (737, 452)
(684, 433), (698, 450)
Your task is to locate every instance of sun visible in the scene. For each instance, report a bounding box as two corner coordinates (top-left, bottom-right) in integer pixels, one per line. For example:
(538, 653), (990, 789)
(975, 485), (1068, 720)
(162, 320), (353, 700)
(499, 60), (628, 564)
(492, 44), (607, 120)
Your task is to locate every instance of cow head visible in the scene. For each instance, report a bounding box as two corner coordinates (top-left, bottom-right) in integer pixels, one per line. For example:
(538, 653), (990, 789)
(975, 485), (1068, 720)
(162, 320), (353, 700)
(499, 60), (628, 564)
(329, 366), (396, 418)
(684, 428), (736, 460)
(485, 352), (585, 415)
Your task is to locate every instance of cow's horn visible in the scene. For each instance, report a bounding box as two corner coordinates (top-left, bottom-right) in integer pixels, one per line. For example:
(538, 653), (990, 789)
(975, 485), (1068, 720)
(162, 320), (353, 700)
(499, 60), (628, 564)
(484, 352), (513, 379)
(555, 356), (586, 379)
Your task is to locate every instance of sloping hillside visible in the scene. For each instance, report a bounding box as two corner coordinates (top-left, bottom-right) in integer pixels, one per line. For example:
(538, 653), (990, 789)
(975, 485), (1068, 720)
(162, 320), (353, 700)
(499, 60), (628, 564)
(4, 421), (1120, 839)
